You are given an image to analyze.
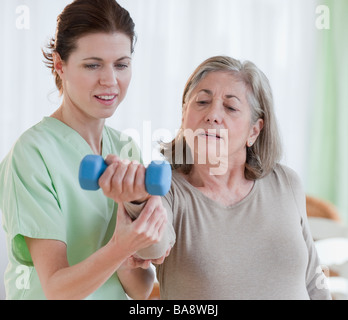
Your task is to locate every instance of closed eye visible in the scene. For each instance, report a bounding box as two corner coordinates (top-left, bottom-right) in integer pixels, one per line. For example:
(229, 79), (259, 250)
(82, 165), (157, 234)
(197, 101), (210, 105)
(225, 106), (237, 112)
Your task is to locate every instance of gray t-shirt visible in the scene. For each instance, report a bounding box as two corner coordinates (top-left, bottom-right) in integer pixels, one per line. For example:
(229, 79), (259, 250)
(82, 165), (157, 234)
(155, 164), (331, 300)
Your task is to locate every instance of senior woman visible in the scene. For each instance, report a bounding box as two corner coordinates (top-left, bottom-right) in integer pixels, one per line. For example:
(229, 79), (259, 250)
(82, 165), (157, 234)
(104, 56), (331, 300)
(158, 55), (332, 299)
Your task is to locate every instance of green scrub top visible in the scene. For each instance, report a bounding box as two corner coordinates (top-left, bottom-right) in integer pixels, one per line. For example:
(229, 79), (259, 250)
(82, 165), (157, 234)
(0, 117), (141, 300)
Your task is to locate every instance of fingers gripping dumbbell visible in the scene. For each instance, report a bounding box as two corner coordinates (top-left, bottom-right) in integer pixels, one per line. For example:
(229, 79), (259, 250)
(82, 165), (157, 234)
(78, 155), (172, 196)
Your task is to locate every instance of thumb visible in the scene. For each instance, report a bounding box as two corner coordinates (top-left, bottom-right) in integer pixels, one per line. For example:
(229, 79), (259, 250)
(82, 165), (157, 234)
(105, 154), (121, 166)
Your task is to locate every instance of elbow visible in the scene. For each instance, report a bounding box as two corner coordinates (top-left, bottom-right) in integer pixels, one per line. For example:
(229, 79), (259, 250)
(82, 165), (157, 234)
(44, 289), (66, 300)
(128, 283), (155, 301)
(43, 282), (85, 300)
(125, 269), (156, 300)
(44, 288), (74, 300)
(45, 290), (85, 300)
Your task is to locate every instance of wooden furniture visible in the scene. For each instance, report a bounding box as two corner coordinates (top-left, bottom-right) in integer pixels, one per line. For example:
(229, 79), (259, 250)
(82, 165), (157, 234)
(306, 195), (341, 222)
(148, 282), (160, 300)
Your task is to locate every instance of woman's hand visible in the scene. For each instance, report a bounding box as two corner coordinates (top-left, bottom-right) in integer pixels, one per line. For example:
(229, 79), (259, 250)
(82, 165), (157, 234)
(112, 200), (169, 300)
(111, 199), (168, 258)
(99, 154), (150, 204)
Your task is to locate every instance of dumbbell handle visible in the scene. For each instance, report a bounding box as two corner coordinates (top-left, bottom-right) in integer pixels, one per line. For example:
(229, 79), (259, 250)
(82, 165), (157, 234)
(78, 155), (172, 196)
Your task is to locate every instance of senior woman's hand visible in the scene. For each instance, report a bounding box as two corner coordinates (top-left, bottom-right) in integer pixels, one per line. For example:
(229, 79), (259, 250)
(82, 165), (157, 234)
(98, 154), (150, 204)
(120, 246), (171, 270)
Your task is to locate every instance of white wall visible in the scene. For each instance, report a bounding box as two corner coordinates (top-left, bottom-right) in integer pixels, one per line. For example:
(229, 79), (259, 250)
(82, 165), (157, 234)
(0, 0), (319, 299)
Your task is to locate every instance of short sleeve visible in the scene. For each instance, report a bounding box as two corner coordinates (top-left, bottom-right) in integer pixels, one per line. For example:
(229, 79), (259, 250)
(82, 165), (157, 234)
(0, 137), (66, 266)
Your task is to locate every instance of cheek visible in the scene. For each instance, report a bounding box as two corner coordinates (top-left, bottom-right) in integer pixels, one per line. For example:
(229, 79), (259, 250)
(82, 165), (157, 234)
(118, 73), (132, 96)
(65, 70), (94, 94)
(182, 107), (198, 131)
(227, 120), (251, 143)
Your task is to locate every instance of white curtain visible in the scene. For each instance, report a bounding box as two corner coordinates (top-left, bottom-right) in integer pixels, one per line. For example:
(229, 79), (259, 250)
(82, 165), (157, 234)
(115, 0), (318, 171)
(0, 0), (319, 299)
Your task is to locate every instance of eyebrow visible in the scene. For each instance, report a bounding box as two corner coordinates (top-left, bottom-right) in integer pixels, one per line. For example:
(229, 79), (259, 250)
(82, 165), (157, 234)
(199, 89), (241, 102)
(82, 56), (132, 61)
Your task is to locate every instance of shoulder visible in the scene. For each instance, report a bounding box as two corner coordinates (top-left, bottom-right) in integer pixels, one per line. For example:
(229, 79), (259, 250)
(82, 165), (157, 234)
(0, 121), (54, 209)
(170, 170), (191, 196)
(10, 118), (69, 157)
(264, 163), (307, 216)
(162, 170), (188, 208)
(260, 163), (306, 205)
(163, 169), (206, 210)
(262, 163), (303, 190)
(0, 118), (70, 186)
(272, 163), (303, 190)
(4, 121), (51, 164)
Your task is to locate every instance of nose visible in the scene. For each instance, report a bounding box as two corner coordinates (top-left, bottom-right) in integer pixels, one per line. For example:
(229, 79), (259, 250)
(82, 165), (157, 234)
(99, 66), (118, 87)
(204, 100), (223, 125)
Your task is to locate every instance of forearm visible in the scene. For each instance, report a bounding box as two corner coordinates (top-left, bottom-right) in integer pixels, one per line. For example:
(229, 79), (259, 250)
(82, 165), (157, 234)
(47, 243), (125, 300)
(26, 237), (129, 300)
(25, 199), (167, 300)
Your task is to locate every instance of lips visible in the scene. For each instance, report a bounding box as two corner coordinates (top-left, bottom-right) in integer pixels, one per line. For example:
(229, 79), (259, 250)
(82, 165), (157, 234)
(204, 132), (221, 139)
(94, 93), (118, 106)
(95, 94), (117, 101)
(199, 130), (222, 139)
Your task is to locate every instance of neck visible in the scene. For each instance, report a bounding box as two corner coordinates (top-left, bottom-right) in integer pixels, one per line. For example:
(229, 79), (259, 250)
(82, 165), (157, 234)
(184, 163), (254, 207)
(187, 162), (246, 189)
(51, 103), (105, 155)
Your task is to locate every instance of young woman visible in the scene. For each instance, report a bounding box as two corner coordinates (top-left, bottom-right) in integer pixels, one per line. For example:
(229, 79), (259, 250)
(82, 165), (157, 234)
(0, 0), (167, 300)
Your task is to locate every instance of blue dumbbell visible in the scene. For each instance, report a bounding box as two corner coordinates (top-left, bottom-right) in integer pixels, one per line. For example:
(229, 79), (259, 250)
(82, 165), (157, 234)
(78, 155), (172, 196)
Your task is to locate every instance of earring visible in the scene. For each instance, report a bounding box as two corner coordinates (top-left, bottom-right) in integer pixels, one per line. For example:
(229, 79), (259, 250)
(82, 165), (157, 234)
(248, 140), (253, 147)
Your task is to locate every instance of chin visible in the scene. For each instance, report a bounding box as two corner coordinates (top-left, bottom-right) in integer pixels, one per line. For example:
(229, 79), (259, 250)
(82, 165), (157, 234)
(99, 105), (119, 119)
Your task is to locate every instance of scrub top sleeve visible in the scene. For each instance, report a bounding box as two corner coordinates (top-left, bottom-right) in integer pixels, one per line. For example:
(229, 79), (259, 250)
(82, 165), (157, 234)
(2, 139), (66, 267)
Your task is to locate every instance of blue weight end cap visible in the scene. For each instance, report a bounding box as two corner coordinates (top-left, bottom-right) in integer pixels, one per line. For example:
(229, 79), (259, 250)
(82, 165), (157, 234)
(79, 155), (107, 191)
(145, 160), (172, 196)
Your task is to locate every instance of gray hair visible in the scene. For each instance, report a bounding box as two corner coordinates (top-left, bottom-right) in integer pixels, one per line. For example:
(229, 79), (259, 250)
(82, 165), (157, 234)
(161, 55), (282, 180)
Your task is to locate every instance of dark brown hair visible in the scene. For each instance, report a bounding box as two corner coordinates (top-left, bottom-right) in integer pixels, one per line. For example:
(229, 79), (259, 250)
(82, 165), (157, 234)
(42, 0), (136, 95)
